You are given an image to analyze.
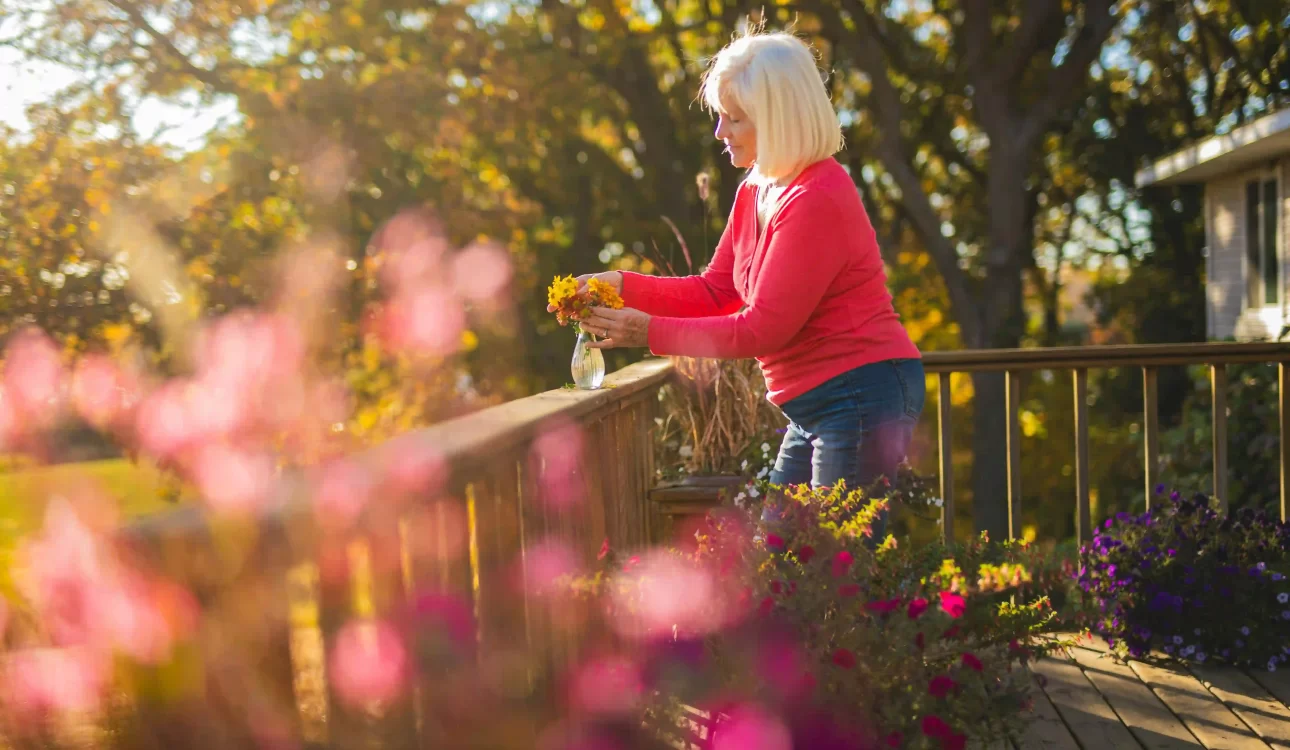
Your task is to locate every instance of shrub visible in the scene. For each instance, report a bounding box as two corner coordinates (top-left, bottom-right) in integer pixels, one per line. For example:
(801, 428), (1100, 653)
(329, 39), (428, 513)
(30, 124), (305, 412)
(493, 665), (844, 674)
(1077, 490), (1290, 671)
(576, 481), (1068, 749)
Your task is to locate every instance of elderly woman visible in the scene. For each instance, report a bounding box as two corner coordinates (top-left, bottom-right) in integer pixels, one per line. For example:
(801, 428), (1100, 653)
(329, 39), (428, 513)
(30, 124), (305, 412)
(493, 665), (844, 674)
(564, 31), (923, 535)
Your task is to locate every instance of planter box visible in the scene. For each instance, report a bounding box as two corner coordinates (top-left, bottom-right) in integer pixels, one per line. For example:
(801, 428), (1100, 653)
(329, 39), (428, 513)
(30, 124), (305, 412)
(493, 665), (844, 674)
(648, 474), (747, 543)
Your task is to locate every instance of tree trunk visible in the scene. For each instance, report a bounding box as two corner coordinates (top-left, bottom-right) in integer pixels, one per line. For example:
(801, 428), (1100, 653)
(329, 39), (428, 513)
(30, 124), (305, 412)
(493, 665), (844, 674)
(970, 148), (1030, 540)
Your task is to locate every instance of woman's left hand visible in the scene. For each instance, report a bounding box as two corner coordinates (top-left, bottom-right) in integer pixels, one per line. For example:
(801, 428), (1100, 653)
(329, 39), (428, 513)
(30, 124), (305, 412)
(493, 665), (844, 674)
(581, 307), (651, 348)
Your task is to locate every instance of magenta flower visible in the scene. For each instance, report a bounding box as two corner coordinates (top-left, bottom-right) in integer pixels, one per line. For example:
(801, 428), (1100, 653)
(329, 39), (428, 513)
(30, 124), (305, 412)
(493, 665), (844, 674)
(939, 590), (967, 619)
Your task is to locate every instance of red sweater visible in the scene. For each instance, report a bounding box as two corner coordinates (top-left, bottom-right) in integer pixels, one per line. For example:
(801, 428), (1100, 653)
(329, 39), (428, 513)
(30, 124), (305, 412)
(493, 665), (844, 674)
(621, 158), (921, 405)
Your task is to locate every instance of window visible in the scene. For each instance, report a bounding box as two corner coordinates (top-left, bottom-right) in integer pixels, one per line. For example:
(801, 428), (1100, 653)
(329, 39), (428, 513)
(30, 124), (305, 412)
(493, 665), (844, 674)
(1245, 176), (1280, 307)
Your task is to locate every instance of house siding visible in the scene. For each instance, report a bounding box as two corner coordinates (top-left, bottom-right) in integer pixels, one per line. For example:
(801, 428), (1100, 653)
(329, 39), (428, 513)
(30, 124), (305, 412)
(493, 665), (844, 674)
(1209, 162), (1288, 341)
(1207, 174), (1247, 339)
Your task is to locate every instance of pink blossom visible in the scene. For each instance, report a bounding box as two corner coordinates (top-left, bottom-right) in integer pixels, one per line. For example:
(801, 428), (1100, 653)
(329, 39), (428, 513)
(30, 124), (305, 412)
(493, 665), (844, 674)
(831, 551), (854, 578)
(569, 656), (643, 716)
(530, 420), (585, 508)
(378, 286), (465, 357)
(329, 620), (408, 707)
(314, 459), (374, 530)
(451, 242), (512, 303)
(524, 538), (580, 597)
(70, 355), (132, 429)
(797, 545), (816, 563)
(765, 534), (785, 550)
(907, 597), (929, 619)
(831, 648), (856, 669)
(939, 590), (967, 619)
(961, 652), (984, 672)
(610, 551), (720, 639)
(865, 597), (901, 615)
(3, 328), (65, 426)
(1, 647), (108, 721)
(929, 674), (957, 698)
(921, 715), (953, 738)
(711, 705), (791, 750)
(191, 444), (276, 514)
(883, 732), (904, 747)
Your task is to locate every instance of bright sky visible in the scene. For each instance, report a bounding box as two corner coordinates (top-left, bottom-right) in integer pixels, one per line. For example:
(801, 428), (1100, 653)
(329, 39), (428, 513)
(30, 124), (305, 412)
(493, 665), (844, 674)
(0, 43), (237, 149)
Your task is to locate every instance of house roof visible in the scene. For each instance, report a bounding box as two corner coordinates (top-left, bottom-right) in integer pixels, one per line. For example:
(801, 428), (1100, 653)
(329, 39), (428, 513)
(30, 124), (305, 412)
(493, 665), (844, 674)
(1134, 108), (1290, 188)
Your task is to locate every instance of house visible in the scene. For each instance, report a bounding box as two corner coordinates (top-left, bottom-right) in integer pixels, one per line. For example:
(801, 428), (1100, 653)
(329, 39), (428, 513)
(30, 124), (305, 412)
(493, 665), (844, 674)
(1135, 108), (1290, 341)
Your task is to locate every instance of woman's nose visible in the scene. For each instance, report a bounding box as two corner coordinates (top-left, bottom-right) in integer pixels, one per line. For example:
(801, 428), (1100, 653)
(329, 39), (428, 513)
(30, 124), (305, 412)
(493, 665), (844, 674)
(714, 117), (728, 139)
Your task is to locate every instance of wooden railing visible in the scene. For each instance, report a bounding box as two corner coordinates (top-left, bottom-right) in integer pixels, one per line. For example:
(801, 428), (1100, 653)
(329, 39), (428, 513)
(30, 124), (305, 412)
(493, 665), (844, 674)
(923, 342), (1290, 544)
(116, 358), (675, 748)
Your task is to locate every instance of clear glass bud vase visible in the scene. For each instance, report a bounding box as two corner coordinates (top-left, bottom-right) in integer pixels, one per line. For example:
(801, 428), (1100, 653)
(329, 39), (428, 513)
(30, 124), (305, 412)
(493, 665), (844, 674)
(571, 328), (605, 390)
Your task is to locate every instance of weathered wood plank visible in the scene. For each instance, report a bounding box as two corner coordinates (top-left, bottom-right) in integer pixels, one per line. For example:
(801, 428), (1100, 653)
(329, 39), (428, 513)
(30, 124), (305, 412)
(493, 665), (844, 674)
(1031, 654), (1140, 748)
(1014, 675), (1081, 750)
(1128, 659), (1270, 749)
(1248, 669), (1290, 710)
(1190, 665), (1290, 750)
(1067, 645), (1201, 748)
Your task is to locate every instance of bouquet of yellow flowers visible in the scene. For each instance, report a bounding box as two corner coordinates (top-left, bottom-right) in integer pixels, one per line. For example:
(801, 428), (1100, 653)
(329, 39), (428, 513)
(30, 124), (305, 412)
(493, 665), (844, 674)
(547, 275), (623, 332)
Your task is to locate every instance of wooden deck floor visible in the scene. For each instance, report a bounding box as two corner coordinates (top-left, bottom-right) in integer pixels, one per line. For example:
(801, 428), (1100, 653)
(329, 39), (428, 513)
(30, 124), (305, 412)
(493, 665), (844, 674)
(1012, 636), (1290, 750)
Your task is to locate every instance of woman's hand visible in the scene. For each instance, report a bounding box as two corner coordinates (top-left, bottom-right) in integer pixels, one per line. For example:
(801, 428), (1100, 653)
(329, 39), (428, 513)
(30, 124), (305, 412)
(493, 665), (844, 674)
(581, 307), (651, 349)
(545, 271), (623, 312)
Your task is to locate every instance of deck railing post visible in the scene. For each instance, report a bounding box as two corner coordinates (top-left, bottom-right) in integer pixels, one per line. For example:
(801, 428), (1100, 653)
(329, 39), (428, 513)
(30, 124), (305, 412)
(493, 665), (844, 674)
(1280, 363), (1289, 522)
(1073, 369), (1092, 544)
(1143, 366), (1160, 509)
(1006, 370), (1023, 540)
(1210, 364), (1228, 511)
(937, 372), (955, 543)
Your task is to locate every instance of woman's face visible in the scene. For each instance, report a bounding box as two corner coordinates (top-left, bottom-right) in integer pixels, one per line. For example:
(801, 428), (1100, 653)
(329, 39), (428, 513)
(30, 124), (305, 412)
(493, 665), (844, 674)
(714, 103), (756, 169)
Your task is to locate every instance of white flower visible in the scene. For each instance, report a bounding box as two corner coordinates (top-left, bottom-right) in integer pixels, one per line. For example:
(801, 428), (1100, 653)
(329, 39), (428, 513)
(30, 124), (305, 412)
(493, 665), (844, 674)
(930, 497), (944, 508)
(741, 460), (749, 471)
(756, 467), (769, 480)
(678, 445), (693, 458)
(760, 442), (771, 454)
(748, 486), (760, 498)
(654, 417), (664, 427)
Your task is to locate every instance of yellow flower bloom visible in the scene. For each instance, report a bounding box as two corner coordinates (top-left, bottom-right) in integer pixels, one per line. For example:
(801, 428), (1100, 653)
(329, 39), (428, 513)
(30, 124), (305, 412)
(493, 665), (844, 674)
(585, 278), (624, 309)
(547, 275), (579, 307)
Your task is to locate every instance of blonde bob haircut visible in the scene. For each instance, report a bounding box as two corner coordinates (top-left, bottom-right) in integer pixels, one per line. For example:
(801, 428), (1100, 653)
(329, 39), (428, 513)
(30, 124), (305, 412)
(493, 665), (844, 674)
(700, 30), (843, 185)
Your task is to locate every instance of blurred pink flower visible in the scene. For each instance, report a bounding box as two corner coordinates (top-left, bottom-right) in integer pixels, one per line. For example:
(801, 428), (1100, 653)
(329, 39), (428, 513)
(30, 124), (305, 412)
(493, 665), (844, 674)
(712, 705), (791, 750)
(569, 656), (643, 716)
(907, 597), (929, 619)
(17, 499), (194, 663)
(412, 592), (476, 651)
(198, 311), (305, 391)
(611, 551), (720, 639)
(831, 648), (856, 669)
(134, 380), (200, 459)
(796, 545), (815, 563)
(451, 242), (512, 303)
(379, 287), (466, 357)
(524, 538), (580, 597)
(3, 328), (65, 427)
(70, 354), (134, 429)
(530, 420), (585, 508)
(191, 444), (276, 514)
(314, 459), (374, 530)
(381, 438), (446, 496)
(329, 620), (408, 707)
(1, 647), (108, 722)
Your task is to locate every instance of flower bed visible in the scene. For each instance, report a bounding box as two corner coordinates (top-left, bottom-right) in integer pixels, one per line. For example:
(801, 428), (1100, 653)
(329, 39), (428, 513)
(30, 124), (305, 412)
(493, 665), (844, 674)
(1077, 490), (1290, 671)
(574, 481), (1068, 749)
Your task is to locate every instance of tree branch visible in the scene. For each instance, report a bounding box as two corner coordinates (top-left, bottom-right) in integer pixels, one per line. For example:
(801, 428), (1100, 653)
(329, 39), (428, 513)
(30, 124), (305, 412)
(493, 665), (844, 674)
(994, 0), (1065, 87)
(1018, 0), (1117, 147)
(808, 0), (981, 342)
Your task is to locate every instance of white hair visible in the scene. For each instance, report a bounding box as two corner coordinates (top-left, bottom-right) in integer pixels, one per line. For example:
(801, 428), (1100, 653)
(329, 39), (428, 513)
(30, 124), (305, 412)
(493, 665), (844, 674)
(700, 30), (843, 184)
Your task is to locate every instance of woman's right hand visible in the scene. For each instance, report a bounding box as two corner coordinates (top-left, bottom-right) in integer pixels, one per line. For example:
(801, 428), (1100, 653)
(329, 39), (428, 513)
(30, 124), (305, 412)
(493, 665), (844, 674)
(546, 271), (622, 312)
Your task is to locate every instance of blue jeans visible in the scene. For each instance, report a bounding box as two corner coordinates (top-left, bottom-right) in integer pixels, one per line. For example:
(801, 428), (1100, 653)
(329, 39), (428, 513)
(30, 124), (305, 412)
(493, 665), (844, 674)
(764, 359), (926, 540)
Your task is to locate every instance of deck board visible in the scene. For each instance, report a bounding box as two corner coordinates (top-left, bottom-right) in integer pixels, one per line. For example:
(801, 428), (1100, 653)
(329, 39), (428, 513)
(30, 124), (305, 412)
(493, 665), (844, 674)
(1128, 659), (1271, 749)
(1030, 653), (1141, 748)
(1009, 637), (1288, 750)
(1190, 665), (1290, 750)
(1068, 644), (1201, 749)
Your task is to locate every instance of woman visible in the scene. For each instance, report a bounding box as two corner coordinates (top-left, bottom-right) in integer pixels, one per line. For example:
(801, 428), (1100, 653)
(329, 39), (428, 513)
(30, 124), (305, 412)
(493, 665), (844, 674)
(562, 31), (924, 536)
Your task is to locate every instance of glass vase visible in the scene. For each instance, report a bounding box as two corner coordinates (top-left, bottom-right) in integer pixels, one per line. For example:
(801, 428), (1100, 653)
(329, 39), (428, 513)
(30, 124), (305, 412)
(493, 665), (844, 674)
(571, 328), (605, 390)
